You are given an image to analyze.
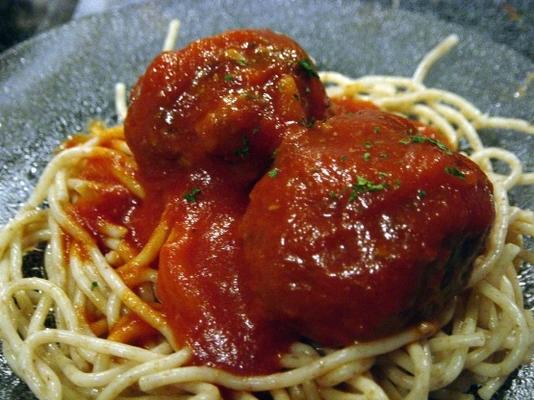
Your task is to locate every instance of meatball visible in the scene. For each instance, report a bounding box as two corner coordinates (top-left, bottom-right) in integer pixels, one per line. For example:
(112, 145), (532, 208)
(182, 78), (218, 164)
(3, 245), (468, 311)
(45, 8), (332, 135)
(241, 111), (495, 346)
(124, 29), (329, 170)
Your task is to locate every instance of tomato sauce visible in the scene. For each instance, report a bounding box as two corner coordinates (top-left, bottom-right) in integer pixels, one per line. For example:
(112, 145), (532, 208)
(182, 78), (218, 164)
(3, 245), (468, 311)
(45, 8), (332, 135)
(123, 29), (332, 372)
(69, 29), (494, 376)
(125, 29), (329, 175)
(154, 163), (292, 374)
(67, 156), (139, 253)
(241, 110), (494, 345)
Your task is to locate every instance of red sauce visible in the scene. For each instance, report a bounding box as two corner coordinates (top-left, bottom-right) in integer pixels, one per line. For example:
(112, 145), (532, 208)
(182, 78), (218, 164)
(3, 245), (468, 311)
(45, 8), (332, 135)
(108, 306), (164, 347)
(154, 163), (291, 374)
(123, 29), (331, 372)
(241, 111), (494, 345)
(70, 29), (494, 375)
(67, 156), (139, 253)
(331, 96), (379, 113)
(125, 29), (329, 175)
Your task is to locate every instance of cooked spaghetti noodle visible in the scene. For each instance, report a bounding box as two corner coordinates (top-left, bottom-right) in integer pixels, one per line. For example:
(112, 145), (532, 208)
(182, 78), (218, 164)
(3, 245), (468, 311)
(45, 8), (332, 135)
(0, 24), (533, 400)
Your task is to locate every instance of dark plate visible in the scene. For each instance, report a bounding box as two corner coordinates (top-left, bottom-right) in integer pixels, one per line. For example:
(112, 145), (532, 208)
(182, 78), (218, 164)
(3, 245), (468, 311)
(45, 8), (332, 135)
(0, 0), (533, 398)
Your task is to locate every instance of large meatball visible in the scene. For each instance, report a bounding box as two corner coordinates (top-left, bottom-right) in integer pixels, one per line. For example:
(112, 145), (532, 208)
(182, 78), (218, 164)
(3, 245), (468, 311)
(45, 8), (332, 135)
(125, 29), (329, 170)
(241, 111), (495, 346)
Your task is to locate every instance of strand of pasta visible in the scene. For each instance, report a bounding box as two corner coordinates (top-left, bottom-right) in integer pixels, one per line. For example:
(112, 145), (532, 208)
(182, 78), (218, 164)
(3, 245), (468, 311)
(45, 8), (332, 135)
(412, 34), (459, 83)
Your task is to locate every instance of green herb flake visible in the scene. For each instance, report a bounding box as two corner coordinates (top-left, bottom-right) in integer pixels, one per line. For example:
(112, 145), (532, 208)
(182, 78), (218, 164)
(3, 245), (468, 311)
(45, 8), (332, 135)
(429, 138), (452, 154)
(91, 281), (98, 291)
(409, 135), (426, 144)
(224, 73), (234, 82)
(184, 188), (202, 203)
(445, 166), (465, 179)
(267, 167), (280, 178)
(417, 189), (426, 199)
(328, 191), (339, 200)
(373, 126), (381, 134)
(377, 171), (391, 178)
(400, 135), (452, 154)
(339, 155), (349, 161)
(364, 141), (373, 149)
(293, 93), (301, 101)
(226, 48), (248, 66)
(298, 59), (319, 78)
(363, 152), (371, 161)
(349, 176), (388, 202)
(235, 136), (250, 159)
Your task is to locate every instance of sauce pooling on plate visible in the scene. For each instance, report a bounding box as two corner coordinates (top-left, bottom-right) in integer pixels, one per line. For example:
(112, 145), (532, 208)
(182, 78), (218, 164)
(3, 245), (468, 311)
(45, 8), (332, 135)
(118, 29), (495, 374)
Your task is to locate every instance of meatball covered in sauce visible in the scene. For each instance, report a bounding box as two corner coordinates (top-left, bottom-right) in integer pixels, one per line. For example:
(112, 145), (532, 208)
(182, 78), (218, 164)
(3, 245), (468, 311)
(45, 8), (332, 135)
(241, 110), (495, 346)
(125, 29), (329, 171)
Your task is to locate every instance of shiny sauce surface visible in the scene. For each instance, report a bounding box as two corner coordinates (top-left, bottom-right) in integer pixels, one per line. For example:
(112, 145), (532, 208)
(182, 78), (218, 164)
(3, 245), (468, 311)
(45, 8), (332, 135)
(241, 110), (494, 345)
(125, 29), (329, 174)
(69, 29), (495, 375)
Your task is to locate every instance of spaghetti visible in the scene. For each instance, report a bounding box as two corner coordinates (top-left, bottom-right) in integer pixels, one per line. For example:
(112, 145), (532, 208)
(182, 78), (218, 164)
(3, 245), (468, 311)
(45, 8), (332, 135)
(0, 23), (533, 400)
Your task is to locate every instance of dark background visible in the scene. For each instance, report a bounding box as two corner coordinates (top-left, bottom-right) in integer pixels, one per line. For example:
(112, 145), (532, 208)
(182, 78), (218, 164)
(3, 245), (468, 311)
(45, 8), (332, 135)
(1, 0), (534, 61)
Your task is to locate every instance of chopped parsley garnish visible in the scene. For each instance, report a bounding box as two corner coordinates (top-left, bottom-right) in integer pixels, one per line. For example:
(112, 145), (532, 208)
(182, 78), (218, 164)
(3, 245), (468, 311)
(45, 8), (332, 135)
(224, 73), (234, 82)
(328, 191), (339, 200)
(445, 166), (465, 179)
(267, 167), (280, 178)
(298, 59), (319, 78)
(417, 189), (426, 199)
(373, 126), (381, 134)
(400, 135), (452, 154)
(225, 49), (248, 66)
(364, 141), (373, 149)
(91, 281), (98, 290)
(349, 176), (388, 201)
(235, 136), (250, 159)
(363, 152), (371, 161)
(377, 171), (391, 179)
(184, 188), (202, 203)
(339, 155), (349, 161)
